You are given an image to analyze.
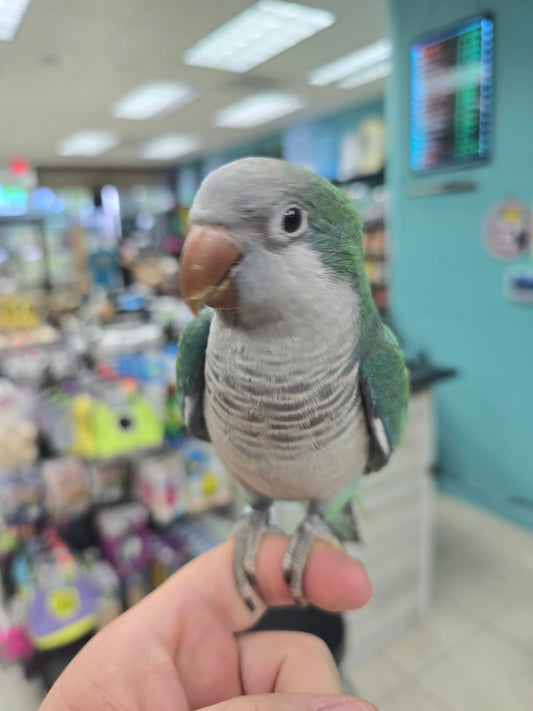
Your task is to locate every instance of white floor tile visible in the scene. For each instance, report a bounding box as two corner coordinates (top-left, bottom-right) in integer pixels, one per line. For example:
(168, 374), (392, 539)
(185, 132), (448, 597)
(432, 495), (533, 619)
(0, 666), (44, 711)
(341, 652), (408, 703)
(436, 494), (533, 571)
(382, 600), (476, 674)
(491, 597), (533, 654)
(377, 677), (454, 711)
(417, 626), (533, 711)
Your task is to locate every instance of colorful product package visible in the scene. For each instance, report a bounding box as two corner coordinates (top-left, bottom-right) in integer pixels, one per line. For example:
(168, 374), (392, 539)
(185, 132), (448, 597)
(69, 389), (163, 459)
(95, 502), (152, 578)
(89, 457), (131, 505)
(22, 529), (99, 651)
(42, 458), (91, 523)
(0, 467), (43, 524)
(135, 451), (188, 526)
(179, 439), (232, 514)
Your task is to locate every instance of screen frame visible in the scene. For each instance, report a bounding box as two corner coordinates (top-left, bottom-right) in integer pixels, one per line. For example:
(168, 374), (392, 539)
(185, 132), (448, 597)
(409, 13), (495, 175)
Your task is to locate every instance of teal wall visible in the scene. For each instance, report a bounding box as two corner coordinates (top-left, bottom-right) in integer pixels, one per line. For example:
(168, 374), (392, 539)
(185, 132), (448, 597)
(388, 0), (533, 528)
(282, 99), (383, 179)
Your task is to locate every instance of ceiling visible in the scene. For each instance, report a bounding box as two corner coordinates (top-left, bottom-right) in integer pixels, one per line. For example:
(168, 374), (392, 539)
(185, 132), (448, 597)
(0, 0), (388, 169)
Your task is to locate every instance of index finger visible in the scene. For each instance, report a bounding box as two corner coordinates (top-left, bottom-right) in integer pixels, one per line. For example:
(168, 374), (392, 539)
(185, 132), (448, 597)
(143, 533), (371, 636)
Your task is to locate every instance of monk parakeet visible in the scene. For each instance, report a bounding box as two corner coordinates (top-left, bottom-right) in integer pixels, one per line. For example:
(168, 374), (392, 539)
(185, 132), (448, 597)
(177, 157), (408, 608)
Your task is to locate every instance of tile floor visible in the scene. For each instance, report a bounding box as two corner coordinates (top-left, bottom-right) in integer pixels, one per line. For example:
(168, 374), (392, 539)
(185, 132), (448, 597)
(1, 491), (532, 710)
(342, 492), (533, 711)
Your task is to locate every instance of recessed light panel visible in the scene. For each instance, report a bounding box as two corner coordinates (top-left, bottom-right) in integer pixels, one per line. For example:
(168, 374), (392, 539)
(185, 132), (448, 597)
(308, 39), (391, 87)
(56, 131), (119, 157)
(183, 0), (335, 73)
(0, 0), (32, 42)
(140, 135), (202, 160)
(214, 93), (306, 128)
(111, 82), (199, 120)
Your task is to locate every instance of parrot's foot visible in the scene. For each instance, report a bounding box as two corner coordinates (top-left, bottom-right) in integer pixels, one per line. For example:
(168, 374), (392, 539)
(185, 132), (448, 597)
(282, 513), (343, 606)
(233, 508), (281, 611)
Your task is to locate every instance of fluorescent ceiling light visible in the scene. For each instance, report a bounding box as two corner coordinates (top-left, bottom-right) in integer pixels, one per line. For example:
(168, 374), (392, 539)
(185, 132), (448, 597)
(56, 131), (119, 157)
(111, 81), (199, 120)
(140, 135), (201, 160)
(214, 93), (306, 128)
(183, 0), (335, 73)
(0, 0), (32, 41)
(338, 60), (391, 89)
(308, 38), (391, 86)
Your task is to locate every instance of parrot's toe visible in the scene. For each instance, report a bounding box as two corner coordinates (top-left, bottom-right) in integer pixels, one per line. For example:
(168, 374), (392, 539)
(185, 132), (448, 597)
(233, 507), (280, 610)
(282, 513), (343, 605)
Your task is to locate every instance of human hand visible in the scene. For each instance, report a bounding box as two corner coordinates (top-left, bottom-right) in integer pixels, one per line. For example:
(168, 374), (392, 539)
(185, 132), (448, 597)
(40, 535), (377, 711)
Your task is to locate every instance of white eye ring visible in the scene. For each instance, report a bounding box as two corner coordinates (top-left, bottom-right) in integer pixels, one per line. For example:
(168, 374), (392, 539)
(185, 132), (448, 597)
(270, 204), (308, 242)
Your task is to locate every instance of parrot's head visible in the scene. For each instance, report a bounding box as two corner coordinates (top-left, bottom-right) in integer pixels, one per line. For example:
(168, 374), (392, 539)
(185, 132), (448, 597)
(179, 157), (369, 328)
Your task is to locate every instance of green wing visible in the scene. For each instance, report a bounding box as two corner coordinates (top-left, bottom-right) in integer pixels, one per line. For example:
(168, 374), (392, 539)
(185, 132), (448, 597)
(359, 324), (409, 472)
(175, 308), (213, 442)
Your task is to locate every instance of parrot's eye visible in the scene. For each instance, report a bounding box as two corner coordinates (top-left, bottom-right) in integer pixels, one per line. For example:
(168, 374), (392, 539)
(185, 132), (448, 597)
(270, 204), (307, 243)
(282, 207), (302, 233)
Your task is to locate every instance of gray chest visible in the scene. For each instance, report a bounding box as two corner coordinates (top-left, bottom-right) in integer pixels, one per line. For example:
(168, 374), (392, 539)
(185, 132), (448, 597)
(204, 317), (370, 501)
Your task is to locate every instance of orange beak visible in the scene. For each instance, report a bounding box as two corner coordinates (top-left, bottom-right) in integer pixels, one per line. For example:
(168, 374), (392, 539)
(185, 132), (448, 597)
(179, 224), (242, 316)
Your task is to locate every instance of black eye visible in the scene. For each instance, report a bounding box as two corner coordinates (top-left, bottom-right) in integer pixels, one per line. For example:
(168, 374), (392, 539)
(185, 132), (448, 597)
(282, 206), (302, 234)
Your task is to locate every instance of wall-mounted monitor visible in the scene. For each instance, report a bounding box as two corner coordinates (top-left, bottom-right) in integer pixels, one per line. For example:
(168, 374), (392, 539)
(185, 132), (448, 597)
(410, 15), (494, 173)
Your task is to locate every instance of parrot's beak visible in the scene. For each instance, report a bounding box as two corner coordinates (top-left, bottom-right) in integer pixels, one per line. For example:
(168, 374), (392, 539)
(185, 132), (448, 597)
(179, 224), (242, 316)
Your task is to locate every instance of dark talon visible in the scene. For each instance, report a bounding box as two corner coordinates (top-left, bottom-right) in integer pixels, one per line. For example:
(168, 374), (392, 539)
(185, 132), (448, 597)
(283, 511), (343, 604)
(233, 503), (277, 608)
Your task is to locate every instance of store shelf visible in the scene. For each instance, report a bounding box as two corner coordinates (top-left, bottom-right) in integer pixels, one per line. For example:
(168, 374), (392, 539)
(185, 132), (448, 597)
(330, 168), (385, 189)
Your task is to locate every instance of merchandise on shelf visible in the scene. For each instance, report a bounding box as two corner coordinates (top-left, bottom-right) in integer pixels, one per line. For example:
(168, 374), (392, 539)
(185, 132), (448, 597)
(91, 322), (161, 362)
(122, 569), (152, 609)
(180, 439), (233, 514)
(88, 241), (121, 291)
(0, 467), (42, 525)
(149, 530), (189, 587)
(0, 295), (60, 351)
(148, 296), (194, 340)
(70, 387), (163, 459)
(78, 550), (122, 630)
(0, 341), (76, 386)
(0, 420), (37, 470)
(41, 376), (164, 460)
(0, 380), (42, 526)
(42, 458), (91, 523)
(113, 348), (176, 414)
(0, 596), (34, 664)
(88, 458), (131, 505)
(170, 512), (234, 559)
(135, 450), (188, 526)
(16, 529), (99, 652)
(95, 502), (152, 578)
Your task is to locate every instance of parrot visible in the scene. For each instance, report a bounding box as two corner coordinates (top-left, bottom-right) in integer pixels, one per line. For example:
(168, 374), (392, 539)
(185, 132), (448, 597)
(176, 157), (409, 609)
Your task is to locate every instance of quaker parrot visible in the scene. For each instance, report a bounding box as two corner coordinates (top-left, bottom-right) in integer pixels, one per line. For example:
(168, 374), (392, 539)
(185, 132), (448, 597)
(176, 157), (409, 609)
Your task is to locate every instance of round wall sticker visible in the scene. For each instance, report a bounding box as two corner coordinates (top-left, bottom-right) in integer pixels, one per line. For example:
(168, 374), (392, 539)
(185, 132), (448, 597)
(482, 200), (531, 260)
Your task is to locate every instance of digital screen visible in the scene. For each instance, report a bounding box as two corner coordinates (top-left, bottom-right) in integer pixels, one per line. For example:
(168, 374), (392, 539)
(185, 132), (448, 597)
(410, 15), (494, 173)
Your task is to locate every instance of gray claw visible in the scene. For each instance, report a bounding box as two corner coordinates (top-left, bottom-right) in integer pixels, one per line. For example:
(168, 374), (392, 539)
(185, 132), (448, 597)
(282, 513), (342, 605)
(233, 507), (279, 610)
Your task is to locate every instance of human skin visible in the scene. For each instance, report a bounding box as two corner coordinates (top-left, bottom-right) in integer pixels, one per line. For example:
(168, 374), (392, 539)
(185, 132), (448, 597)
(40, 535), (377, 711)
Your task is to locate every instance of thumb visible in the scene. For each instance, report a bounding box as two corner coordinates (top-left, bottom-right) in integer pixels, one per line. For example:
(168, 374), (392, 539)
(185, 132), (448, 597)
(199, 693), (378, 711)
